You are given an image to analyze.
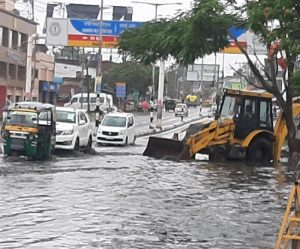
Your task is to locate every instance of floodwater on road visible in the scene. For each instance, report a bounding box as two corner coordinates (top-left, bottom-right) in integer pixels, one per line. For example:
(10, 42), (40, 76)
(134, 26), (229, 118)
(0, 137), (296, 249)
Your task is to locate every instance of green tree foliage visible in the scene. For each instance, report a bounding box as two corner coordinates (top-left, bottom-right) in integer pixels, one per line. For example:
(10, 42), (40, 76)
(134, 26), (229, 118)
(241, 0), (300, 160)
(102, 62), (153, 97)
(118, 0), (235, 65)
(291, 70), (300, 96)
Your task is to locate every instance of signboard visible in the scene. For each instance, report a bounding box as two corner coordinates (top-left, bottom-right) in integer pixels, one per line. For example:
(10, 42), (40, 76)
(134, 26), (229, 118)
(95, 76), (102, 93)
(46, 18), (143, 48)
(220, 40), (247, 54)
(187, 64), (219, 82)
(224, 27), (267, 55)
(115, 82), (126, 98)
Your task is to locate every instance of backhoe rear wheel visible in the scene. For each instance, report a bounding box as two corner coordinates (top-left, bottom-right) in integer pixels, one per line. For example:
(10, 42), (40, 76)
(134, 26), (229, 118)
(247, 138), (273, 162)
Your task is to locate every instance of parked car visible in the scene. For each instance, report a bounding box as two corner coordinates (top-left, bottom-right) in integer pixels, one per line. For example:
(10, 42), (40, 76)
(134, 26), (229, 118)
(55, 107), (93, 150)
(96, 112), (135, 146)
(64, 93), (113, 113)
(175, 103), (188, 117)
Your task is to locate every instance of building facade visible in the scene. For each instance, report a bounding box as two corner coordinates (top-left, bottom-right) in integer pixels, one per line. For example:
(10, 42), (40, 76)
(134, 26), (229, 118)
(34, 50), (56, 104)
(0, 7), (37, 105)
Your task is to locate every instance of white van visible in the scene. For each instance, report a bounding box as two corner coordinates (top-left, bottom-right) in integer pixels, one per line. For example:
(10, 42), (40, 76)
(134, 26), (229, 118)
(96, 112), (135, 145)
(64, 93), (113, 112)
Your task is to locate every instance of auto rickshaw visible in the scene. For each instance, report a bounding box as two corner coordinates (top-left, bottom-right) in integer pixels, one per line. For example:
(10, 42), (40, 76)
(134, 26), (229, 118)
(1, 102), (56, 159)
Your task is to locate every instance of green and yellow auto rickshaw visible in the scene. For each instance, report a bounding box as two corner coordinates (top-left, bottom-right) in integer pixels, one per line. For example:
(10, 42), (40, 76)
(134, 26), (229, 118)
(1, 102), (56, 159)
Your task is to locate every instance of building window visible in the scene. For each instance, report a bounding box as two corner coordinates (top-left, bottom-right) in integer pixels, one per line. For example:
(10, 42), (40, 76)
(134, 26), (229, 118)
(0, 61), (7, 78)
(9, 64), (17, 79)
(12, 30), (18, 50)
(15, 95), (20, 102)
(35, 69), (38, 79)
(18, 66), (26, 80)
(20, 33), (27, 52)
(2, 27), (9, 47)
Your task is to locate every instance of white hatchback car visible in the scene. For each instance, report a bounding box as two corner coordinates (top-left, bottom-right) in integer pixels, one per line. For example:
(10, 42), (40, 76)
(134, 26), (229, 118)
(55, 107), (93, 150)
(175, 103), (188, 117)
(96, 112), (135, 145)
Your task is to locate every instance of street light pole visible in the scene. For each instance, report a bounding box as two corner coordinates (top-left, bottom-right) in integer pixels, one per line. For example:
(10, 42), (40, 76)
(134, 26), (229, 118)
(96, 0), (104, 94)
(132, 1), (182, 129)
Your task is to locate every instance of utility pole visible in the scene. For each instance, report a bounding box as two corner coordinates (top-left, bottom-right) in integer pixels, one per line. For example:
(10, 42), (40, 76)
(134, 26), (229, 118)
(95, 0), (104, 94)
(25, 34), (38, 101)
(132, 1), (182, 129)
(31, 0), (35, 21)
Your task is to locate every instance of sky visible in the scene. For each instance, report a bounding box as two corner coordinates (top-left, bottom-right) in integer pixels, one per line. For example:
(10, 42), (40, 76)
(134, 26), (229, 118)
(14, 0), (265, 77)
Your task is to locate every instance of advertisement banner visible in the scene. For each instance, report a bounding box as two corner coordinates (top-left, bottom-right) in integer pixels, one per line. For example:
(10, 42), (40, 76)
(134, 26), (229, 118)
(46, 18), (143, 48)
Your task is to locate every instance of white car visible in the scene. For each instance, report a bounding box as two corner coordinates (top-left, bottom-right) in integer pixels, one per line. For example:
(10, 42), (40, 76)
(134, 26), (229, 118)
(96, 112), (135, 145)
(175, 103), (188, 117)
(55, 107), (93, 150)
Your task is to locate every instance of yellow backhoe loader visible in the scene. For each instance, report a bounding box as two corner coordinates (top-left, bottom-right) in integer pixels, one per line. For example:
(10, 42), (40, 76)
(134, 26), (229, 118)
(143, 88), (300, 162)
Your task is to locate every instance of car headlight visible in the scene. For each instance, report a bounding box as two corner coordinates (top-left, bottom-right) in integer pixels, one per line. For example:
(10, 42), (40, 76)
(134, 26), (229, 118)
(119, 130), (126, 135)
(62, 129), (74, 135)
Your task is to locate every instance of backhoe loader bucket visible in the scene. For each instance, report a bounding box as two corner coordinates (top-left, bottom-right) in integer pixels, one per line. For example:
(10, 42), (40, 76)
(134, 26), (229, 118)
(143, 136), (191, 160)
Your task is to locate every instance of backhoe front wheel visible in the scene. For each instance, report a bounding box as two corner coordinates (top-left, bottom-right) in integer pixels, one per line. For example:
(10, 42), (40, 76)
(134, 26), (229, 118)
(209, 146), (227, 161)
(247, 138), (273, 162)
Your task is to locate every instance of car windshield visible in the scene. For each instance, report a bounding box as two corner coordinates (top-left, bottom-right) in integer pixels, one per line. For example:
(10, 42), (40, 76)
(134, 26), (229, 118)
(102, 116), (126, 127)
(5, 110), (38, 127)
(56, 110), (76, 123)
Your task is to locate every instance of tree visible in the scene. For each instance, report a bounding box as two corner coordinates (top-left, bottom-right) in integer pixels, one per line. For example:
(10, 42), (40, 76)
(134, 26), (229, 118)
(118, 0), (300, 165)
(240, 0), (300, 166)
(119, 0), (235, 65)
(102, 62), (154, 98)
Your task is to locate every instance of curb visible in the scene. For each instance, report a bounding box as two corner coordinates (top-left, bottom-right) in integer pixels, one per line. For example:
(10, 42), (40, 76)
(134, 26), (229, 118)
(135, 115), (209, 138)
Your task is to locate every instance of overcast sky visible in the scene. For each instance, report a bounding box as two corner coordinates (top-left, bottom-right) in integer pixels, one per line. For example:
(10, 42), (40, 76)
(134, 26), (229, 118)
(16, 0), (193, 30)
(15, 0), (265, 76)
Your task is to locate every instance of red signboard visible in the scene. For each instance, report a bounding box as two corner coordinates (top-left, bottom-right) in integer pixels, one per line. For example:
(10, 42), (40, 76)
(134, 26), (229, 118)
(0, 86), (7, 119)
(68, 34), (119, 48)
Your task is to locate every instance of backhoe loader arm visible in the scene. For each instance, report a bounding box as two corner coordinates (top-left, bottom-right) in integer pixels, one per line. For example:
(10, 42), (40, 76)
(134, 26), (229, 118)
(186, 119), (235, 157)
(273, 103), (300, 161)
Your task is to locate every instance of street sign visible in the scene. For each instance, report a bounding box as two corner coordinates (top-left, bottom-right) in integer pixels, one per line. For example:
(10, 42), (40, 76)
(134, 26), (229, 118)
(46, 18), (143, 48)
(95, 76), (102, 93)
(116, 82), (126, 98)
(69, 19), (143, 36)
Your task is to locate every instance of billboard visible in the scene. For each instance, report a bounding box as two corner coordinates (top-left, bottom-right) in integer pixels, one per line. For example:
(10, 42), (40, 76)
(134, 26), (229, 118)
(187, 64), (219, 82)
(222, 27), (267, 55)
(46, 18), (143, 48)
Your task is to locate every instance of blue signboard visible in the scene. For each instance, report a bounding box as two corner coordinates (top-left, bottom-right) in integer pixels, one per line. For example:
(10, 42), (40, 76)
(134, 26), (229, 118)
(228, 27), (247, 39)
(116, 84), (126, 98)
(70, 19), (143, 36)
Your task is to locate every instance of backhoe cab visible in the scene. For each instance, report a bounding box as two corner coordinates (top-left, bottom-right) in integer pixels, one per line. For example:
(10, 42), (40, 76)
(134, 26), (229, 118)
(143, 89), (300, 162)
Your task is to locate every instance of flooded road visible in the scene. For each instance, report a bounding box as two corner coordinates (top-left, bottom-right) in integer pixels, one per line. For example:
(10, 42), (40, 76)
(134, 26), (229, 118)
(0, 136), (295, 249)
